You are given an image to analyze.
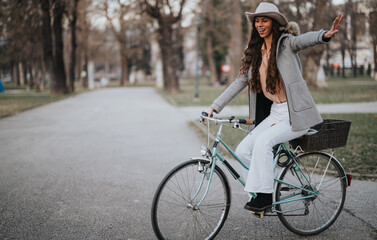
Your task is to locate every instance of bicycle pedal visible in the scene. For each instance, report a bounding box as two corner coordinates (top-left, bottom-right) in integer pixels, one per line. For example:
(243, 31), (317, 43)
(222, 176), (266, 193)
(250, 210), (264, 219)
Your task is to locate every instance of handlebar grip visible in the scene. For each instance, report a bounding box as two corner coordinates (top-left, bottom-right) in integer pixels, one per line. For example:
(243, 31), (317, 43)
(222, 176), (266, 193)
(202, 112), (208, 117)
(239, 119), (254, 125)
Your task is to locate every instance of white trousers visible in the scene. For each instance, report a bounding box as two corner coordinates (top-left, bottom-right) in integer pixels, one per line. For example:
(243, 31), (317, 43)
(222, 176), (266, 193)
(236, 102), (309, 193)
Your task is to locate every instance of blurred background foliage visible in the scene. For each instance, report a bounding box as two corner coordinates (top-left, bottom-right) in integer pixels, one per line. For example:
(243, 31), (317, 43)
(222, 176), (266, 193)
(0, 0), (376, 96)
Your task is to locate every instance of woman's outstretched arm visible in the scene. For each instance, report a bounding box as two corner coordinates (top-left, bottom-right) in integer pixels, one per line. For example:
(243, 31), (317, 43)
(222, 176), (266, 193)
(288, 13), (344, 52)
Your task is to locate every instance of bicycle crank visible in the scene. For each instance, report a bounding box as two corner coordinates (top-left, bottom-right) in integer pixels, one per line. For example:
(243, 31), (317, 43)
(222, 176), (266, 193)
(250, 211), (264, 218)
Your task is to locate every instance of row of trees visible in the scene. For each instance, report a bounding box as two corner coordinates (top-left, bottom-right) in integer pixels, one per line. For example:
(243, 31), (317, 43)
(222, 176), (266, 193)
(0, 0), (184, 95)
(332, 0), (377, 79)
(1, 0), (377, 96)
(1, 0), (88, 95)
(200, 0), (377, 87)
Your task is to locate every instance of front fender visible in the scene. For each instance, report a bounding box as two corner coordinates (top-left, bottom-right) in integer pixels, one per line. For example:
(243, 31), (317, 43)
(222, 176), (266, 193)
(189, 156), (210, 162)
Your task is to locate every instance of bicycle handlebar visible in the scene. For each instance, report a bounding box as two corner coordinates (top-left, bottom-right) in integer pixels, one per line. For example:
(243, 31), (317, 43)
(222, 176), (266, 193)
(201, 112), (254, 125)
(200, 112), (317, 135)
(238, 119), (254, 125)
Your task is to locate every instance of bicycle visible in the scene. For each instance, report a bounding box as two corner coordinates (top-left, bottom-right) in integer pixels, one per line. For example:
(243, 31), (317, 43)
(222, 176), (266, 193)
(151, 113), (352, 239)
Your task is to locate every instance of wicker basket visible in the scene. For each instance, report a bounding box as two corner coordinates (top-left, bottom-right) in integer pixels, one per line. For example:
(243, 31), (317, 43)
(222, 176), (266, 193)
(290, 119), (352, 151)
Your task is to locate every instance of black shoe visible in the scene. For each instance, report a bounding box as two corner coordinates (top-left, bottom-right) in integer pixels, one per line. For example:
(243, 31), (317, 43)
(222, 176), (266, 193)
(244, 193), (272, 212)
(244, 197), (255, 209)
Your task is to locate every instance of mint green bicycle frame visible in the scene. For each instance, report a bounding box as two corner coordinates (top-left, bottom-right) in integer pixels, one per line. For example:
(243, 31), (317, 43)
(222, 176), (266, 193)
(192, 123), (318, 210)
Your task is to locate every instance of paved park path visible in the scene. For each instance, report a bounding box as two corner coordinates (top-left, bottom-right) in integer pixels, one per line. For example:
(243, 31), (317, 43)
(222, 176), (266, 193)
(0, 88), (376, 239)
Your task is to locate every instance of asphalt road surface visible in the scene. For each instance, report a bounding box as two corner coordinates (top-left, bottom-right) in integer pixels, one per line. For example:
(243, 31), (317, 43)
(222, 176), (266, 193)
(0, 88), (376, 239)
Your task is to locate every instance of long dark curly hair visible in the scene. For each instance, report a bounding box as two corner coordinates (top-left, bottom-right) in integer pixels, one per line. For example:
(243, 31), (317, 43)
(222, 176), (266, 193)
(239, 18), (283, 95)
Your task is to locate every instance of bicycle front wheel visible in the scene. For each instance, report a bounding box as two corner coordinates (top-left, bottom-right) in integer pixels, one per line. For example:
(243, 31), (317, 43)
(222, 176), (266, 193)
(275, 152), (347, 236)
(151, 159), (231, 240)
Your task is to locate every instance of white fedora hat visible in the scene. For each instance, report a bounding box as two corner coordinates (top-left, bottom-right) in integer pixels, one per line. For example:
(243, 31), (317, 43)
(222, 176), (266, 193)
(245, 2), (288, 27)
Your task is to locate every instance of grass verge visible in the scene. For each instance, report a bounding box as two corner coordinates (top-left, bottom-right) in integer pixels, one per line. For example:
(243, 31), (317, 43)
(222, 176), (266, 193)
(0, 81), (89, 118)
(0, 91), (69, 118)
(160, 77), (377, 107)
(190, 113), (377, 180)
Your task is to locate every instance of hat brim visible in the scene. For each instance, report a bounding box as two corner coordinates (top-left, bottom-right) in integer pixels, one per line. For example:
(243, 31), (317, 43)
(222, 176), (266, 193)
(245, 12), (288, 27)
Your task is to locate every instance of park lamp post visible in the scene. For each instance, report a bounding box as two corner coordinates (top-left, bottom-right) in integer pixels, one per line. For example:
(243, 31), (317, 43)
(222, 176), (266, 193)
(194, 15), (201, 100)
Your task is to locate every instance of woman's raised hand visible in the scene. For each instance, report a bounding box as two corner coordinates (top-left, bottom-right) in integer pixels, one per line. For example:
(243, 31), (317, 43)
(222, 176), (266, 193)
(323, 13), (344, 39)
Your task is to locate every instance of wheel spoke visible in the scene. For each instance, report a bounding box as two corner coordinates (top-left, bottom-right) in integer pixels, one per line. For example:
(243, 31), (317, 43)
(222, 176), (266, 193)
(276, 152), (346, 235)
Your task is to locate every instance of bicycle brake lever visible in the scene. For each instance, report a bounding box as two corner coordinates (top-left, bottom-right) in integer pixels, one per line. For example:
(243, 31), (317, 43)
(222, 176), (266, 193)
(201, 118), (207, 126)
(201, 112), (208, 126)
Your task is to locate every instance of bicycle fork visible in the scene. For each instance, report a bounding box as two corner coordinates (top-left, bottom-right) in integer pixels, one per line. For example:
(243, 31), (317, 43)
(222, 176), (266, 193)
(189, 131), (224, 210)
(188, 157), (218, 210)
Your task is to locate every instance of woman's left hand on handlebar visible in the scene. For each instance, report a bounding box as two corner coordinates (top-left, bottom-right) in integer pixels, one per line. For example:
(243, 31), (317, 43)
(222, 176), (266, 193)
(205, 107), (215, 118)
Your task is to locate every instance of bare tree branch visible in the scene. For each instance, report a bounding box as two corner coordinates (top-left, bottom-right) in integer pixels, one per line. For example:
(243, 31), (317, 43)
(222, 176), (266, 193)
(144, 0), (160, 19)
(172, 0), (185, 24)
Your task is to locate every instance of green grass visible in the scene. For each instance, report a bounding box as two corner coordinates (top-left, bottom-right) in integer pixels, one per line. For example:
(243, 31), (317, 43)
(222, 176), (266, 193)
(158, 80), (249, 106)
(191, 113), (377, 179)
(0, 90), (68, 118)
(310, 77), (377, 104)
(0, 81), (86, 118)
(160, 77), (377, 106)
(321, 113), (377, 177)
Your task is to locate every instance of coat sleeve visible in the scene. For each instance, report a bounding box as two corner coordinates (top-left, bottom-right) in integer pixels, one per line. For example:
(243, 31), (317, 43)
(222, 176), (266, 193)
(210, 73), (248, 113)
(288, 30), (329, 53)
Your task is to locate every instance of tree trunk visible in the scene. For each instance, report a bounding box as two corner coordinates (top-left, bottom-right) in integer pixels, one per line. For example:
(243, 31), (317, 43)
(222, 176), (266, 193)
(24, 62), (29, 87)
(373, 43), (377, 81)
(348, 46), (357, 77)
(341, 47), (346, 78)
(40, 0), (55, 89)
(0, 67), (3, 84)
(325, 44), (330, 76)
(40, 0), (67, 96)
(206, 34), (218, 84)
(120, 44), (129, 87)
(302, 45), (325, 87)
(68, 0), (79, 93)
(352, 50), (357, 77)
(350, 1), (358, 78)
(228, 0), (243, 85)
(301, 0), (329, 87)
(77, 44), (88, 89)
(205, 0), (218, 85)
(144, 0), (185, 93)
(122, 55), (129, 87)
(78, 51), (84, 89)
(11, 63), (17, 87)
(40, 59), (46, 91)
(83, 51), (88, 88)
(33, 62), (41, 92)
(18, 62), (25, 86)
(158, 23), (179, 93)
(28, 64), (34, 90)
(51, 0), (68, 95)
(352, 53), (356, 77)
(104, 53), (110, 80)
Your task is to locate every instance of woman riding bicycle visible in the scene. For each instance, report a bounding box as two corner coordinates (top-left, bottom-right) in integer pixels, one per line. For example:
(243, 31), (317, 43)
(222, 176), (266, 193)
(206, 2), (343, 213)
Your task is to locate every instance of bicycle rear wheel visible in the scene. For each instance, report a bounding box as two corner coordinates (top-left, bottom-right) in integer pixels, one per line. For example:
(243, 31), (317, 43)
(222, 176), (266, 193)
(275, 152), (347, 236)
(151, 159), (231, 240)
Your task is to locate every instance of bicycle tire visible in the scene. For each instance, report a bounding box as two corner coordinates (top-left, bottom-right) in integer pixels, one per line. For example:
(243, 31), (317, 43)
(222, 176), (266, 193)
(151, 159), (231, 240)
(275, 152), (347, 236)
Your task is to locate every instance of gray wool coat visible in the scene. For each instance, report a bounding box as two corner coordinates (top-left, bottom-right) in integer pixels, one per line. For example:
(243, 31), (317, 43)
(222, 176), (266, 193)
(210, 29), (328, 131)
